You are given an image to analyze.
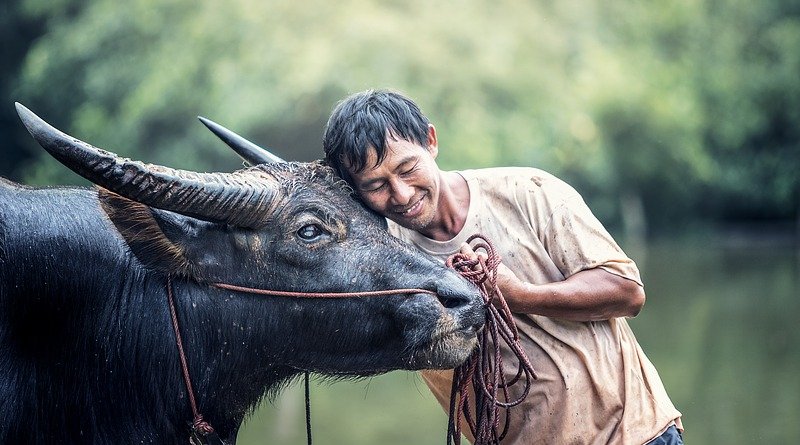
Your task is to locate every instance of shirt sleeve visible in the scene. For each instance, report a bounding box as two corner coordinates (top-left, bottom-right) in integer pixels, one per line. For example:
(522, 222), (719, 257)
(538, 189), (643, 286)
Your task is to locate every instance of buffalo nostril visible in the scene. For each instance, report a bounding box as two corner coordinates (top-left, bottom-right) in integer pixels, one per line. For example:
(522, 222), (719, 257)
(435, 275), (483, 311)
(437, 289), (476, 310)
(439, 294), (468, 309)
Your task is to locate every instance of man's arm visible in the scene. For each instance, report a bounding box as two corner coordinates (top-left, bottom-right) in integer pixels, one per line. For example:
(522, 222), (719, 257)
(499, 266), (645, 321)
(462, 244), (645, 322)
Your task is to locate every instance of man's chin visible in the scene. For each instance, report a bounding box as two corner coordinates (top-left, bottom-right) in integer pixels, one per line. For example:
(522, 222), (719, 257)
(389, 212), (435, 232)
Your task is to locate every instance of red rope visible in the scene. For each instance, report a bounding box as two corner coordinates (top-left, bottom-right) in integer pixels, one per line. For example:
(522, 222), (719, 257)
(211, 283), (435, 298)
(445, 234), (537, 445)
(167, 277), (437, 442)
(166, 277), (215, 439)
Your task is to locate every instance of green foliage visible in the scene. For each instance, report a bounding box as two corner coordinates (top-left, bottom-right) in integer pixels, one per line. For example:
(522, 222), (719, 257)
(693, 0), (800, 219)
(4, 0), (799, 231)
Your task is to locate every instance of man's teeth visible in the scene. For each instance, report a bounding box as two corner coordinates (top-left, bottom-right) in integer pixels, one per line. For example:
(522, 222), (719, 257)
(402, 197), (422, 214)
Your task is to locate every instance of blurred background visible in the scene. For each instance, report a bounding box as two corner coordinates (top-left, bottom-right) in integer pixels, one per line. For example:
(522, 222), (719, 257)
(1, 0), (797, 443)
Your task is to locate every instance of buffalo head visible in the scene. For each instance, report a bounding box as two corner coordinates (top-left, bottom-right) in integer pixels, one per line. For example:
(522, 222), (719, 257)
(14, 103), (484, 375)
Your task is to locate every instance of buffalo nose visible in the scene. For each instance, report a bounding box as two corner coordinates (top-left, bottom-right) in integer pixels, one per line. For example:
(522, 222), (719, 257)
(438, 281), (486, 332)
(438, 290), (473, 309)
(436, 280), (482, 310)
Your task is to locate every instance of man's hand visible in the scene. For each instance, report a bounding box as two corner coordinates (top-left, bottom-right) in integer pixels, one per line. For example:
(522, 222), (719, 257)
(458, 242), (524, 305)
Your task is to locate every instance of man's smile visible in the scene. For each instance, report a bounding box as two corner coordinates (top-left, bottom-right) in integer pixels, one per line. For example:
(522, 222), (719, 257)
(396, 193), (426, 218)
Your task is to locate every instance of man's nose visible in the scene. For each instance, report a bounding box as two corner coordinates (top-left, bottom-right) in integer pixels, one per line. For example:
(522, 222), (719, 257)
(389, 179), (414, 205)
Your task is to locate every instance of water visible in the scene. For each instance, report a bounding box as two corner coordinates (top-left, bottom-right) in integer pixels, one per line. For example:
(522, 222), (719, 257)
(238, 235), (800, 444)
(630, 235), (800, 444)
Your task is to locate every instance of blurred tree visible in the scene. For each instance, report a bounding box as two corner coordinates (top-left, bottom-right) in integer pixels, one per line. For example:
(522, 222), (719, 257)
(3, 0), (799, 234)
(692, 0), (800, 223)
(13, 0), (576, 181)
(582, 0), (713, 237)
(0, 0), (44, 180)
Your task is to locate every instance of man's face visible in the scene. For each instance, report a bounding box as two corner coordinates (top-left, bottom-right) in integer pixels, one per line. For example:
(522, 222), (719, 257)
(347, 127), (441, 232)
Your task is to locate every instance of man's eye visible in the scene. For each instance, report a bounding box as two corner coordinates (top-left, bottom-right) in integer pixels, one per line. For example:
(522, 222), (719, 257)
(364, 183), (387, 193)
(401, 166), (418, 176)
(297, 224), (325, 241)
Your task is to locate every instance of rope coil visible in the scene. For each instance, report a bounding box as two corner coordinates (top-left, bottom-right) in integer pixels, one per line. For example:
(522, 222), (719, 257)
(445, 234), (537, 445)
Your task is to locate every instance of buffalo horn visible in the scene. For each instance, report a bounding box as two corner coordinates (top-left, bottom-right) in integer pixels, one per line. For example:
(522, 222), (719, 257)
(198, 116), (285, 165)
(15, 102), (277, 228)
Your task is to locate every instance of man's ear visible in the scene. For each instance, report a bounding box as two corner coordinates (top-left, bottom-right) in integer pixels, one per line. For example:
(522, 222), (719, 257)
(98, 188), (198, 276)
(427, 124), (439, 159)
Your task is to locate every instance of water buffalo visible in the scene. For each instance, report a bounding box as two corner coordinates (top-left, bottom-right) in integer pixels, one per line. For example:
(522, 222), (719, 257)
(0, 104), (484, 444)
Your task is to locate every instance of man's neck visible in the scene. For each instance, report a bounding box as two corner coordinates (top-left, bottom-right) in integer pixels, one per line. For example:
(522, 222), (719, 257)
(419, 170), (470, 241)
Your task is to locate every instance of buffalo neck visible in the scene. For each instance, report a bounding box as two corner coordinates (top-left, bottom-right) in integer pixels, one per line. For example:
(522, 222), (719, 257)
(0, 186), (292, 443)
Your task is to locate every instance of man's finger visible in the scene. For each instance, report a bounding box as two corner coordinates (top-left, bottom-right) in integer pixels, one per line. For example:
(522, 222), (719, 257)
(459, 242), (488, 274)
(460, 242), (487, 260)
(459, 242), (475, 256)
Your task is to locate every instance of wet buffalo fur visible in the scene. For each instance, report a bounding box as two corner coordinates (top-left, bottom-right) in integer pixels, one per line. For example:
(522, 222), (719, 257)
(0, 164), (483, 444)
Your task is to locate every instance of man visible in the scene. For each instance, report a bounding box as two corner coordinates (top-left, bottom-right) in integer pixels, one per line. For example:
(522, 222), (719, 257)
(322, 89), (683, 445)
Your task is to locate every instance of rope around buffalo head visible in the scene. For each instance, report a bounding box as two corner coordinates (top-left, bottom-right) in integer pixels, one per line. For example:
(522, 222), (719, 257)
(445, 234), (537, 445)
(166, 277), (435, 444)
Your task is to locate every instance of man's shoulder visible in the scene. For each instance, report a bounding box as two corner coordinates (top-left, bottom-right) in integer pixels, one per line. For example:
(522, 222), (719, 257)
(459, 166), (553, 181)
(459, 167), (579, 201)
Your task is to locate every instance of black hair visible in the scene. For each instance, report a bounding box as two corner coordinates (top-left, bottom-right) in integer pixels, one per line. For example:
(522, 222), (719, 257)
(322, 89), (430, 182)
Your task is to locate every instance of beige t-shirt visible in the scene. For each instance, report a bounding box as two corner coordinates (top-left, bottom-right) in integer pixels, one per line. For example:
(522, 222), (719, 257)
(389, 167), (682, 445)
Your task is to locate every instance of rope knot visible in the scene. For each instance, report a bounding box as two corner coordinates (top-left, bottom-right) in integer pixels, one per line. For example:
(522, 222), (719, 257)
(192, 414), (215, 435)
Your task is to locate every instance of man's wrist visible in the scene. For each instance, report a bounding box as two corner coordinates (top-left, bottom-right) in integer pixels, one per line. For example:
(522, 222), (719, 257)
(501, 280), (538, 313)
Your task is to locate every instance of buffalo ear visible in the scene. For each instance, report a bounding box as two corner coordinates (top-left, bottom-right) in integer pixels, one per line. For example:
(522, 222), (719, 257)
(98, 188), (195, 276)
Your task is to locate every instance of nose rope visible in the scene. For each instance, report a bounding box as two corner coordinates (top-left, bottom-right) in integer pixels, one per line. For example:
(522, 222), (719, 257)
(167, 278), (438, 444)
(445, 234), (537, 445)
(210, 282), (436, 298)
(166, 276), (221, 445)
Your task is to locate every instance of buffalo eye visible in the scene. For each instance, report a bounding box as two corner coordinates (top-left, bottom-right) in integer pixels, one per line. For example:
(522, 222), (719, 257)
(297, 224), (326, 242)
